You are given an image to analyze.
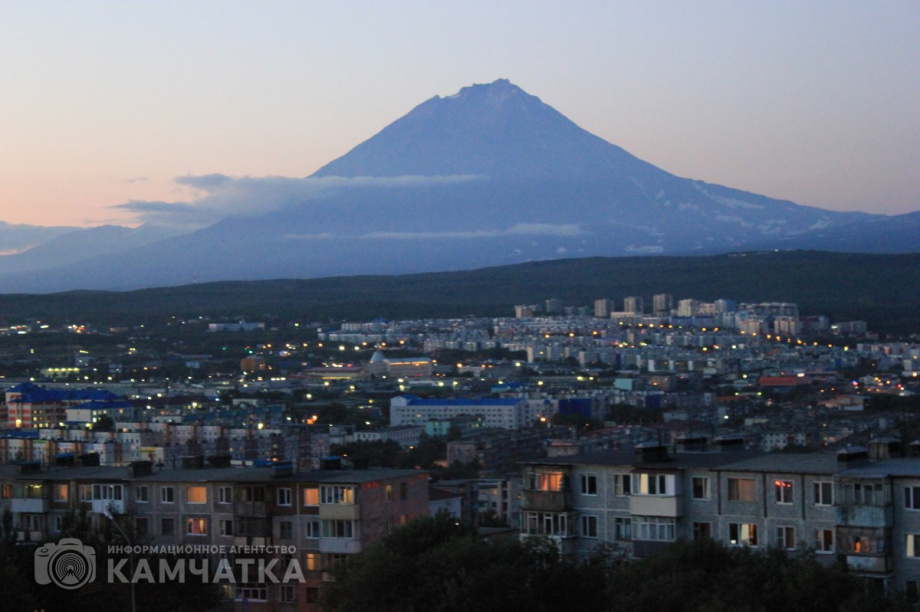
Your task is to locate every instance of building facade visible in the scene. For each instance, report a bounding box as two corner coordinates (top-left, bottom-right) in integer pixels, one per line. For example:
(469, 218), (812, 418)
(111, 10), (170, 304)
(520, 441), (920, 595)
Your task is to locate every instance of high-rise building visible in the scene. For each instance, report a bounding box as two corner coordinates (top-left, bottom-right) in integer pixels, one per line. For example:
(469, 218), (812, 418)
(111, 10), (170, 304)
(594, 298), (615, 318)
(652, 293), (673, 316)
(623, 296), (644, 315)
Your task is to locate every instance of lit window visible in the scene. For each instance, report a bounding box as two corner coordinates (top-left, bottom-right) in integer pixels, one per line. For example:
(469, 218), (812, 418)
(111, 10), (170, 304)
(186, 518), (208, 535)
(304, 486), (319, 506)
(186, 486), (207, 504)
(774, 480), (793, 504)
(729, 523), (758, 546)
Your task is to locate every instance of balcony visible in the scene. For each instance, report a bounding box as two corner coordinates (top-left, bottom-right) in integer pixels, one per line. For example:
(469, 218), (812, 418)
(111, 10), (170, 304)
(318, 504), (360, 521)
(11, 498), (49, 513)
(91, 499), (125, 515)
(521, 490), (570, 512)
(234, 501), (270, 517)
(835, 505), (892, 528)
(319, 538), (362, 554)
(629, 495), (684, 518)
(15, 529), (44, 542)
(845, 555), (892, 574)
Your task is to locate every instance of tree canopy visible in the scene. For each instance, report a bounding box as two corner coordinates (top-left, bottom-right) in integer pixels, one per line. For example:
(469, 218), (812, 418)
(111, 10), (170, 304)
(322, 515), (912, 612)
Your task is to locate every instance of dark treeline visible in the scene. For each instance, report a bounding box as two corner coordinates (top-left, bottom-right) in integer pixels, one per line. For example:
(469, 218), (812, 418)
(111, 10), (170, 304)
(322, 514), (912, 612)
(1, 251), (919, 334)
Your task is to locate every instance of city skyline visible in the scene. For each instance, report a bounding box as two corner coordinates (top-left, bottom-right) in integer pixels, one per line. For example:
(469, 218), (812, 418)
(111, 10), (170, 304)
(2, 2), (918, 228)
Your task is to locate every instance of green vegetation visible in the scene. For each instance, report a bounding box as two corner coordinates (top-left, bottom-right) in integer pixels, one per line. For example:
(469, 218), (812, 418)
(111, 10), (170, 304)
(322, 514), (912, 612)
(0, 250), (919, 334)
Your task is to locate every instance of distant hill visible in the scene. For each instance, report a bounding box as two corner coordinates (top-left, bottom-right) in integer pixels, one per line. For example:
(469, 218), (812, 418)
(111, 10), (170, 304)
(1, 79), (916, 293)
(1, 251), (918, 335)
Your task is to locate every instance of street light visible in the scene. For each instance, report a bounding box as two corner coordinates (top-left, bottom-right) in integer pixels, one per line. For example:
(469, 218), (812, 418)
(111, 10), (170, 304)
(103, 508), (137, 612)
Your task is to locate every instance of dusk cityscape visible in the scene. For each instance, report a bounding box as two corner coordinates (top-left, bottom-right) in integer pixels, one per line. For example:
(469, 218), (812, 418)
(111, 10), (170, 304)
(1, 3), (919, 611)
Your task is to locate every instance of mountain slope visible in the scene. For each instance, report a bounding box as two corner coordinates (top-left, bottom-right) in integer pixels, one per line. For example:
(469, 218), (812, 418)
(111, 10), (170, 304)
(0, 79), (915, 293)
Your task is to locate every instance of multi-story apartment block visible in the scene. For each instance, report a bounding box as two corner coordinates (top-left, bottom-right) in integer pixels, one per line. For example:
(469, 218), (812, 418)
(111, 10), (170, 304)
(390, 395), (530, 430)
(519, 439), (920, 595)
(0, 457), (428, 611)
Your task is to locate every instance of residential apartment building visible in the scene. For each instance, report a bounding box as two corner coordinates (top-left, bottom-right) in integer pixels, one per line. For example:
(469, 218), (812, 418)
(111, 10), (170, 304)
(0, 457), (428, 611)
(519, 440), (920, 596)
(390, 395), (530, 430)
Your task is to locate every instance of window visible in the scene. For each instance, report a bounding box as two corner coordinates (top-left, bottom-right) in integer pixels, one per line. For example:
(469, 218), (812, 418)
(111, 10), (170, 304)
(581, 474), (597, 496)
(186, 518), (207, 535)
(907, 534), (920, 558)
(218, 486), (232, 504)
(386, 484), (393, 502)
(907, 581), (919, 605)
(93, 484), (123, 501)
(304, 486), (319, 506)
(693, 522), (712, 541)
(239, 486), (266, 502)
(728, 478), (756, 502)
(186, 486), (207, 504)
(279, 520), (293, 540)
(634, 473), (669, 495)
(815, 529), (834, 553)
(135, 485), (149, 503)
(813, 481), (833, 506)
(692, 477), (710, 500)
(306, 588), (320, 604)
(729, 523), (758, 546)
(78, 484), (92, 501)
(633, 516), (675, 542)
(774, 480), (793, 504)
(236, 584), (267, 601)
(614, 517), (631, 541)
(776, 526), (796, 550)
(530, 472), (564, 492)
(906, 486), (920, 510)
(614, 474), (631, 496)
(277, 487), (292, 506)
(305, 519), (321, 539)
(24, 514), (44, 531)
(136, 517), (149, 537)
(53, 484), (69, 502)
(838, 529), (886, 554)
(220, 519), (234, 536)
(524, 512), (570, 537)
(580, 514), (598, 538)
(399, 482), (408, 501)
(321, 486), (354, 505)
(161, 486), (175, 503)
(304, 553), (319, 571)
(322, 520), (355, 538)
(161, 518), (175, 536)
(841, 480), (885, 506)
(280, 585), (296, 603)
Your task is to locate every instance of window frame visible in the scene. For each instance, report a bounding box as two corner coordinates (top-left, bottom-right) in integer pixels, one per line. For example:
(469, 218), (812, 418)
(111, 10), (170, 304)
(728, 478), (756, 502)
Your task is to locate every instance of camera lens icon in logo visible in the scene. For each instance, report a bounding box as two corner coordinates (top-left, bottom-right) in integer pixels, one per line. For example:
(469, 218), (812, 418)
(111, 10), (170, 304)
(34, 538), (96, 590)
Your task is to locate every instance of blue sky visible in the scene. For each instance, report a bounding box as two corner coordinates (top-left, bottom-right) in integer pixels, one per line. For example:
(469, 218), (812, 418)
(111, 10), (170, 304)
(1, 1), (918, 227)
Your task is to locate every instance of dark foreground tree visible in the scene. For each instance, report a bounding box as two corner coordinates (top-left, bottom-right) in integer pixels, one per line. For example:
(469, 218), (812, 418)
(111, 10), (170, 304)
(321, 513), (608, 612)
(322, 517), (911, 612)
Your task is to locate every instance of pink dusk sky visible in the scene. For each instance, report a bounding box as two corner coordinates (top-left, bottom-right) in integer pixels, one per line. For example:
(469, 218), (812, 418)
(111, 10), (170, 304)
(1, 1), (918, 228)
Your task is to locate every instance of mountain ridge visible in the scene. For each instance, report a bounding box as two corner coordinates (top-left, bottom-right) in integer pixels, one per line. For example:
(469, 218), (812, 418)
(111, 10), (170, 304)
(0, 79), (916, 293)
